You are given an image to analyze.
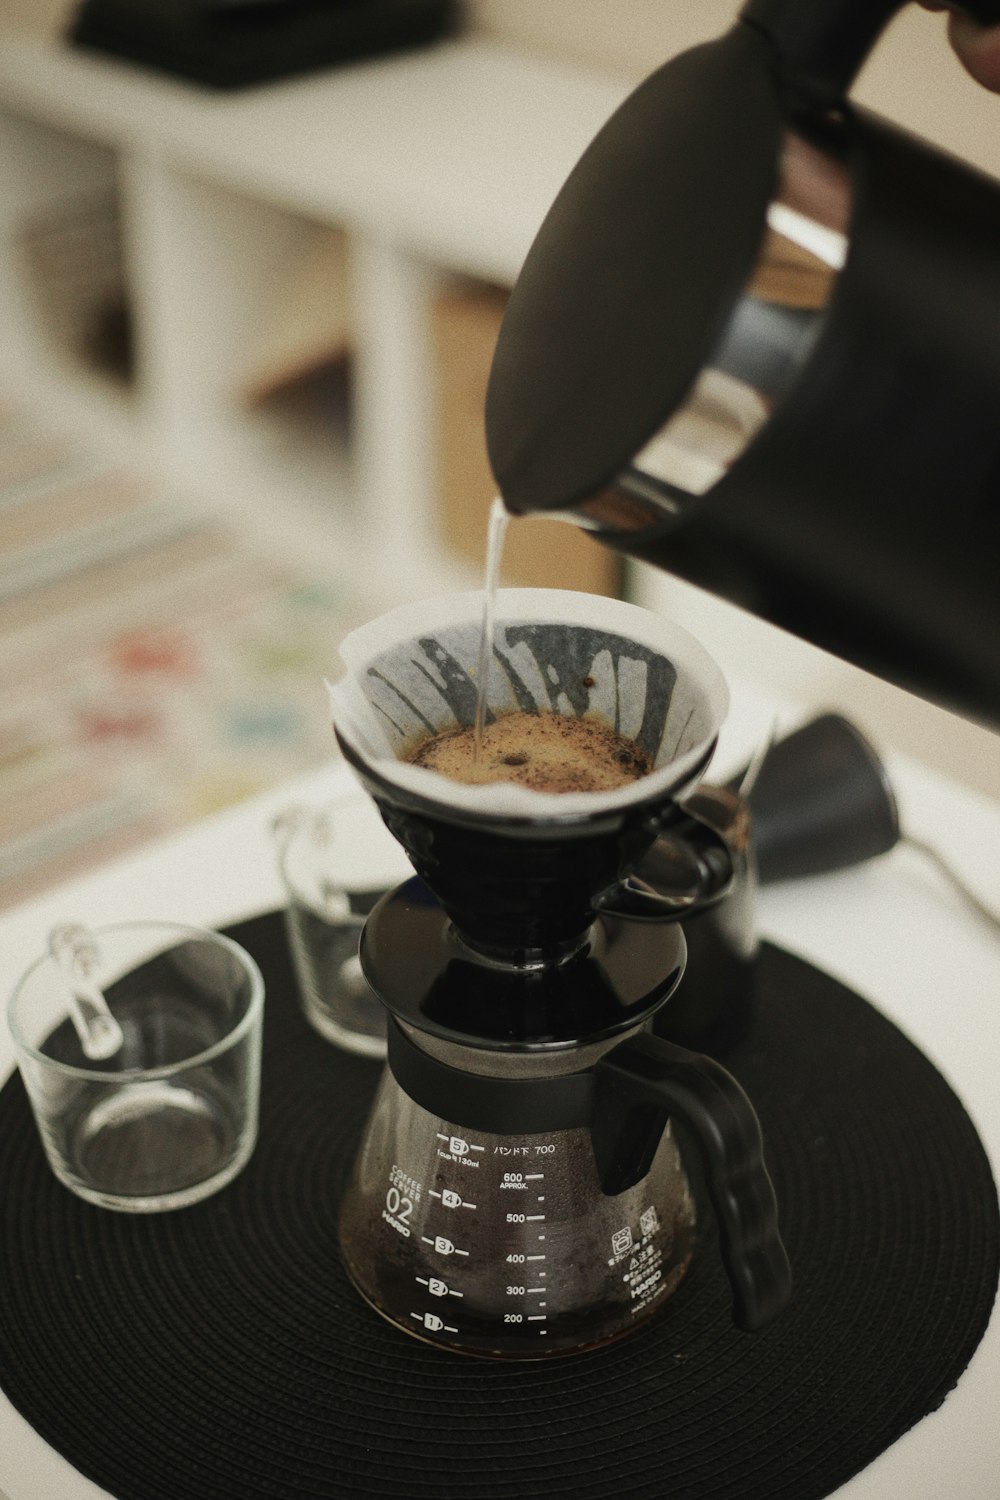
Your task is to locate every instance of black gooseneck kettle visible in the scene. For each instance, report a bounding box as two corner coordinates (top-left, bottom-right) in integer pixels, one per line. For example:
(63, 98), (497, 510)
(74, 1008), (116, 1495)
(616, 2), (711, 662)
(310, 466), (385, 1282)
(485, 0), (1000, 725)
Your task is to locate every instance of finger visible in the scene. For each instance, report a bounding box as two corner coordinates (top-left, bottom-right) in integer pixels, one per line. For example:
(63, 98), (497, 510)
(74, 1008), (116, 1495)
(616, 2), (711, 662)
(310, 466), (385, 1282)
(948, 10), (1000, 88)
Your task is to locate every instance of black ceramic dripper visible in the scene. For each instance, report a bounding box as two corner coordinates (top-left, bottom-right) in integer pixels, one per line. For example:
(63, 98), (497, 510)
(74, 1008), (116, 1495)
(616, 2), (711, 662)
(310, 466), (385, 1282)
(327, 588), (732, 967)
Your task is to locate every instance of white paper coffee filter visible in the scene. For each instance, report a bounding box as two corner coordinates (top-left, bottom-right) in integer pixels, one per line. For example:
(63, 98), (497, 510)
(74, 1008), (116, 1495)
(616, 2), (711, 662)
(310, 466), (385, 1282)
(327, 589), (728, 820)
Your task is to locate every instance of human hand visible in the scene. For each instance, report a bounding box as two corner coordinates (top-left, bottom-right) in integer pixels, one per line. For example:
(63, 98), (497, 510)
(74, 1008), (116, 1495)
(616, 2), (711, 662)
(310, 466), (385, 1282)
(920, 3), (1000, 89)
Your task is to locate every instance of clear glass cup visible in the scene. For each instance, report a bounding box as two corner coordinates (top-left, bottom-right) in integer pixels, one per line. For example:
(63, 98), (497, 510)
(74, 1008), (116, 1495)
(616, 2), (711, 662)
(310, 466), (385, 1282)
(273, 793), (410, 1058)
(7, 921), (264, 1212)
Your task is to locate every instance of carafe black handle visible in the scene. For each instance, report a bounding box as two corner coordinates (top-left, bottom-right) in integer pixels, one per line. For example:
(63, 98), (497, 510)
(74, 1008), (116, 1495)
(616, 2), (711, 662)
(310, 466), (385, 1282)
(594, 807), (734, 922)
(592, 1031), (791, 1331)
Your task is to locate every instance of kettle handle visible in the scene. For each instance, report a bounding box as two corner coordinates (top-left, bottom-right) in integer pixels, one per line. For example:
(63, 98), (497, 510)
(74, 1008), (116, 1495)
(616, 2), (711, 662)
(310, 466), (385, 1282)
(592, 1031), (792, 1331)
(741, 0), (1000, 98)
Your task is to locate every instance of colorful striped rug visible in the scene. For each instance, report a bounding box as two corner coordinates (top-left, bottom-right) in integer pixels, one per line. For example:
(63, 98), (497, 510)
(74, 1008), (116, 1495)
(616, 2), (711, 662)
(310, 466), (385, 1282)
(0, 402), (361, 911)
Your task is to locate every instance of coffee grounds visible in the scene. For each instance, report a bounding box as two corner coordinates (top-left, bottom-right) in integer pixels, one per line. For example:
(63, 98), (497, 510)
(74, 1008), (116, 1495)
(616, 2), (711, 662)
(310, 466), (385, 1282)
(406, 711), (651, 793)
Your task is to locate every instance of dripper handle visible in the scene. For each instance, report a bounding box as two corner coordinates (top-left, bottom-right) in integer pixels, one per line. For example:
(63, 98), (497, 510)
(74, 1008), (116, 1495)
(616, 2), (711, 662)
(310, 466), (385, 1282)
(592, 1032), (791, 1331)
(595, 808), (734, 922)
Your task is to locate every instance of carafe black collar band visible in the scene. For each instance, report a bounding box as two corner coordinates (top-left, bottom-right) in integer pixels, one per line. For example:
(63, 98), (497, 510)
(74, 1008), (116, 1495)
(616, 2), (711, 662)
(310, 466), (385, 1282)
(386, 1019), (596, 1137)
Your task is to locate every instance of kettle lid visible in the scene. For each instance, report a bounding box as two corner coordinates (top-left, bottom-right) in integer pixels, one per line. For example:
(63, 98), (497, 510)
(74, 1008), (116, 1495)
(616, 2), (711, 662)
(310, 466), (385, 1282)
(485, 22), (783, 515)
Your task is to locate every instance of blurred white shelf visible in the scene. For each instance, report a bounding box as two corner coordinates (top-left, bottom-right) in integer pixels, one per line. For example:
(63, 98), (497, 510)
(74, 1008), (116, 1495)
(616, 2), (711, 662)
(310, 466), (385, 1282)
(0, 34), (624, 279)
(0, 32), (627, 587)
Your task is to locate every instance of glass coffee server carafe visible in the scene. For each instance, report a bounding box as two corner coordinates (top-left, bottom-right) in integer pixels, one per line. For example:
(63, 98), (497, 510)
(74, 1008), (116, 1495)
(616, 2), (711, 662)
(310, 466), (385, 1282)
(330, 589), (792, 1358)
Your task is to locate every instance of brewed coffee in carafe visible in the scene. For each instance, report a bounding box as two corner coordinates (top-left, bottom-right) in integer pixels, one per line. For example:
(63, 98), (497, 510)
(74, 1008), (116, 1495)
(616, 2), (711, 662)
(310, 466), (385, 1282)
(329, 589), (791, 1357)
(339, 1009), (699, 1358)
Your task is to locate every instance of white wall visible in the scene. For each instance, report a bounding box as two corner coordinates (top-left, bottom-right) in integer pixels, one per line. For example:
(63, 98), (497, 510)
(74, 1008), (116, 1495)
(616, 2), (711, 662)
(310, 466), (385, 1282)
(470, 2), (1000, 173)
(0, 0), (69, 39)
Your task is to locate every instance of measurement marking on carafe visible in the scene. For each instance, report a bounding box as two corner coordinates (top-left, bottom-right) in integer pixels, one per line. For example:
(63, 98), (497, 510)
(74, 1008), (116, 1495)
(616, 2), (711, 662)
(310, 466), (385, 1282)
(411, 1312), (458, 1334)
(435, 1133), (485, 1154)
(416, 1276), (463, 1299)
(525, 1214), (545, 1221)
(429, 1189), (476, 1210)
(422, 1235), (469, 1256)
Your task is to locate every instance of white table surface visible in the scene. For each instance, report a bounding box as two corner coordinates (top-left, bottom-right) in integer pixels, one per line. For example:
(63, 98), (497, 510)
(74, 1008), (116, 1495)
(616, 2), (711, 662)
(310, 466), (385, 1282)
(1, 686), (998, 1500)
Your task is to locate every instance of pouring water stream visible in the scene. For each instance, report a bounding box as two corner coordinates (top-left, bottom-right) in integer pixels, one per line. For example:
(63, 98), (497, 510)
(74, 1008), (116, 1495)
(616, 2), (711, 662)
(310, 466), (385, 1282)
(472, 496), (510, 765)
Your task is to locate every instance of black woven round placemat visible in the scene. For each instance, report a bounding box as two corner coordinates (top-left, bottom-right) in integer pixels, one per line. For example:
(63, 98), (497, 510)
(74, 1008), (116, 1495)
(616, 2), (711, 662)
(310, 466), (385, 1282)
(1, 912), (997, 1500)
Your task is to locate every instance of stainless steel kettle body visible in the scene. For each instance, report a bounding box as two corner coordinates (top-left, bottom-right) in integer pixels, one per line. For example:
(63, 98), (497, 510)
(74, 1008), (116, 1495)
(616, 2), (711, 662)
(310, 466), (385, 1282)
(485, 0), (1000, 724)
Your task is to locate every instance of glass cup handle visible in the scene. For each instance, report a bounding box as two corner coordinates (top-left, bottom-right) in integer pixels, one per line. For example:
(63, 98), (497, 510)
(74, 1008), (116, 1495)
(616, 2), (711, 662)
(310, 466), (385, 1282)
(48, 923), (125, 1062)
(271, 804), (309, 853)
(591, 1031), (792, 1331)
